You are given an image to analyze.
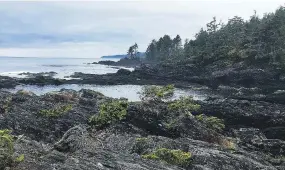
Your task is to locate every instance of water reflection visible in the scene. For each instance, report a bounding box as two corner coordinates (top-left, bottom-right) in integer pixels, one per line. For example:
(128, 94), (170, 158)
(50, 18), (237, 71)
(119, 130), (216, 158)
(5, 84), (207, 102)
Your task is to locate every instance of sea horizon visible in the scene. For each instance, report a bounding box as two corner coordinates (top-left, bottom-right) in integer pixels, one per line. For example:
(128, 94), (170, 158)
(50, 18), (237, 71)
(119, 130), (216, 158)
(0, 57), (123, 79)
(0, 56), (101, 59)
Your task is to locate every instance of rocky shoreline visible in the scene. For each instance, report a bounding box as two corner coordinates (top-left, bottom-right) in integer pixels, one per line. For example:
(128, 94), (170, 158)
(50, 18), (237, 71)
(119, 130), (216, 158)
(92, 58), (142, 68)
(1, 2), (285, 169)
(1, 59), (285, 169)
(0, 88), (284, 169)
(2, 59), (285, 99)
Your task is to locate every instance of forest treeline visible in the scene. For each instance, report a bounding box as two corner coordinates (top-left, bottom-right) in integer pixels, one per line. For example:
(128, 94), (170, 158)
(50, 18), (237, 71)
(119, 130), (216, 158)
(143, 6), (285, 66)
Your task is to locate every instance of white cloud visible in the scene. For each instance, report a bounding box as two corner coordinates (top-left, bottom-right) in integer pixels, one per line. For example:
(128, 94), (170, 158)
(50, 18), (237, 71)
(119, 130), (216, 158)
(0, 42), (128, 58)
(0, 0), (283, 57)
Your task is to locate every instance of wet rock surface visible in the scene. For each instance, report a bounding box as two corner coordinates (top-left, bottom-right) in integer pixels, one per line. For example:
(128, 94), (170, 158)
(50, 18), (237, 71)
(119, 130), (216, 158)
(1, 58), (285, 94)
(93, 58), (142, 68)
(0, 89), (284, 170)
(1, 58), (285, 170)
(18, 72), (58, 78)
(0, 76), (18, 89)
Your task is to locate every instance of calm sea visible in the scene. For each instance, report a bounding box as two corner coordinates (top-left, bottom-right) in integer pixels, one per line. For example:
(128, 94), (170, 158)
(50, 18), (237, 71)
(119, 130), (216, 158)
(0, 57), (130, 79)
(4, 84), (207, 101)
(0, 57), (207, 101)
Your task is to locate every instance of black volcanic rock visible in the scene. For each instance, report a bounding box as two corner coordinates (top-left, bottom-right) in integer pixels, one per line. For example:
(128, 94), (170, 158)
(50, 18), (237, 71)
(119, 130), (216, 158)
(94, 58), (142, 67)
(0, 76), (18, 89)
(93, 60), (116, 65)
(0, 89), (284, 169)
(18, 71), (57, 78)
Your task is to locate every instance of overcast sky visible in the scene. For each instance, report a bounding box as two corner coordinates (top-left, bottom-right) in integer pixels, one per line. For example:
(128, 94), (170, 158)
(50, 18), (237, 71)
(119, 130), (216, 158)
(0, 0), (284, 58)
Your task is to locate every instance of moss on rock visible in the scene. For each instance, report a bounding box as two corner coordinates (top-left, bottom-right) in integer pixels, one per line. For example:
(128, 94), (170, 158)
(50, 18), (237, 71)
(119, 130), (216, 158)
(39, 104), (73, 118)
(196, 114), (225, 132)
(142, 148), (191, 167)
(89, 100), (128, 128)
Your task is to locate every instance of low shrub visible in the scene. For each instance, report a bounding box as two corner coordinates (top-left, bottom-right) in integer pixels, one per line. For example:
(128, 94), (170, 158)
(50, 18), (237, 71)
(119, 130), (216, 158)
(168, 96), (201, 114)
(15, 154), (25, 163)
(196, 114), (225, 132)
(140, 85), (174, 102)
(16, 90), (35, 96)
(39, 104), (72, 117)
(89, 100), (128, 128)
(1, 97), (12, 114)
(0, 129), (24, 169)
(220, 138), (236, 151)
(135, 137), (149, 142)
(0, 129), (13, 154)
(80, 89), (104, 99)
(142, 148), (191, 167)
(132, 137), (150, 154)
(44, 92), (78, 102)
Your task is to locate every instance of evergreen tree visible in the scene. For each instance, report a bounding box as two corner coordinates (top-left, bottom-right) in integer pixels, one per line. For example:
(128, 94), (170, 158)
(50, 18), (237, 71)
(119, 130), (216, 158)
(143, 6), (285, 66)
(127, 43), (139, 59)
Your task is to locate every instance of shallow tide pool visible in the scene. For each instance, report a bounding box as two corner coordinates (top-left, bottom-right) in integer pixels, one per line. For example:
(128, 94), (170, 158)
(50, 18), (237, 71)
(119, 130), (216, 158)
(4, 84), (207, 102)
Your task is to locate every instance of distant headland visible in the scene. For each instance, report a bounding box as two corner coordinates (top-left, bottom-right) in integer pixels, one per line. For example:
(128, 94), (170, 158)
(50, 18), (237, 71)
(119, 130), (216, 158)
(101, 52), (145, 59)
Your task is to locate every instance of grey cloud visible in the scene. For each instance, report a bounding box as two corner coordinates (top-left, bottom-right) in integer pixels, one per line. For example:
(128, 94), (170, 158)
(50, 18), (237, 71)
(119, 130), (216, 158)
(0, 1), (283, 57)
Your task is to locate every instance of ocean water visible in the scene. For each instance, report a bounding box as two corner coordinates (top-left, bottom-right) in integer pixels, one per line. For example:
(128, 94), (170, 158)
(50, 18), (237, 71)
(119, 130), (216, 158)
(0, 57), (132, 79)
(4, 84), (207, 101)
(0, 57), (207, 101)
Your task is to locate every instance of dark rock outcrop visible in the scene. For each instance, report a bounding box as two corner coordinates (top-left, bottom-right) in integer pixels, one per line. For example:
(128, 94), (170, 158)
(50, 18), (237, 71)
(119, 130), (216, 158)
(0, 76), (18, 89)
(0, 89), (284, 169)
(1, 57), (284, 93)
(93, 58), (142, 68)
(199, 97), (285, 142)
(233, 128), (285, 156)
(18, 71), (58, 78)
(200, 98), (285, 129)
